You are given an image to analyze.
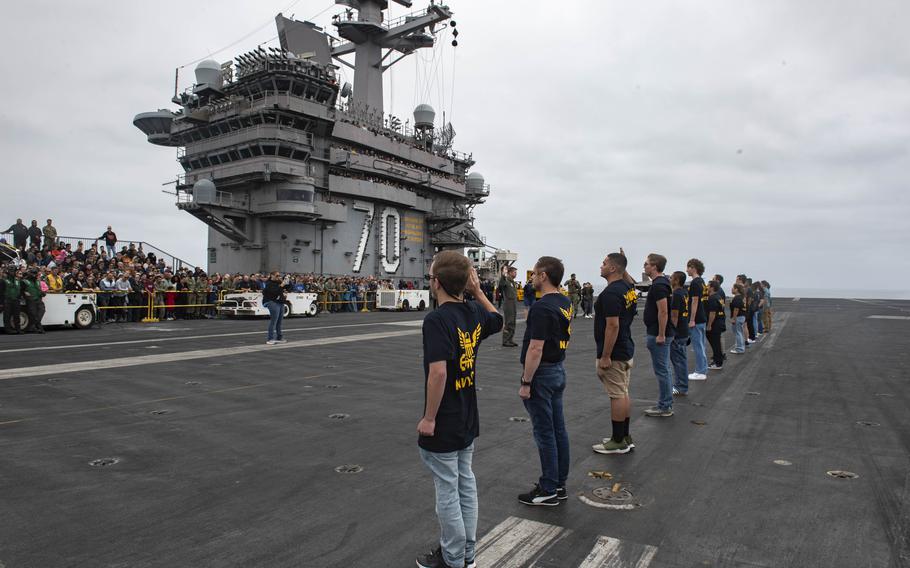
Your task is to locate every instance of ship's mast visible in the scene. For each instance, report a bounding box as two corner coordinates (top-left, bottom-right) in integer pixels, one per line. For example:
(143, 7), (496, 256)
(331, 0), (452, 112)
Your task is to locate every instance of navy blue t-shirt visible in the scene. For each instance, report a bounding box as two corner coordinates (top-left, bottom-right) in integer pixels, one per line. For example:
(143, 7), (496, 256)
(594, 280), (637, 360)
(521, 293), (572, 364)
(420, 301), (503, 453)
(672, 287), (689, 339)
(730, 295), (745, 319)
(708, 293), (726, 332)
(643, 276), (675, 337)
(689, 276), (708, 324)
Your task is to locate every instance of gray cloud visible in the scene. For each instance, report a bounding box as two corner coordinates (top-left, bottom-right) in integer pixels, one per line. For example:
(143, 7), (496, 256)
(1, 0), (907, 293)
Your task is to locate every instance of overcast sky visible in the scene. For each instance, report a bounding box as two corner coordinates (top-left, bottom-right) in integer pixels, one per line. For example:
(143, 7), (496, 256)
(2, 1), (908, 295)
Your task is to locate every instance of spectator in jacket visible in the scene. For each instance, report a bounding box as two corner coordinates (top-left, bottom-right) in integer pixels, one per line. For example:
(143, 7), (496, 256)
(99, 226), (117, 258)
(43, 219), (58, 250)
(28, 220), (42, 249)
(5, 219), (28, 250)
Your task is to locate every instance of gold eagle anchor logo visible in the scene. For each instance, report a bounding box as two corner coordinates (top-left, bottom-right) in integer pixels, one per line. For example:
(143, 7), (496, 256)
(458, 324), (483, 372)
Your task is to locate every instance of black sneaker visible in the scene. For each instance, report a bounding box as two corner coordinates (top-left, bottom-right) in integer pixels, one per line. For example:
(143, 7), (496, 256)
(465, 558), (476, 568)
(518, 484), (559, 506)
(556, 486), (567, 500)
(416, 546), (455, 568)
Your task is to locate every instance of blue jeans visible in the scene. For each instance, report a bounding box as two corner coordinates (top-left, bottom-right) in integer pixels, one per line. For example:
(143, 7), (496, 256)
(105, 244), (115, 258)
(522, 362), (570, 493)
(646, 335), (673, 410)
(733, 316), (746, 352)
(752, 311), (760, 335)
(756, 308), (764, 334)
(690, 322), (708, 374)
(264, 300), (283, 340)
(670, 336), (689, 393)
(419, 443), (477, 567)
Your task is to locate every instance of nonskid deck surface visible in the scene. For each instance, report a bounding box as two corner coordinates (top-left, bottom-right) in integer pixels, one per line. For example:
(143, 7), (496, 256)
(0, 299), (907, 567)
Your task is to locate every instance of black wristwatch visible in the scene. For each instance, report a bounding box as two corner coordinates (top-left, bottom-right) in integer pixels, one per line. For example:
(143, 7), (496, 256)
(520, 377), (532, 386)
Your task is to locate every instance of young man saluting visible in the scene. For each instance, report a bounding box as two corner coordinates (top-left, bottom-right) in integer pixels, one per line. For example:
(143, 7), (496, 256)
(592, 251), (638, 455)
(417, 251), (503, 568)
(517, 256), (573, 506)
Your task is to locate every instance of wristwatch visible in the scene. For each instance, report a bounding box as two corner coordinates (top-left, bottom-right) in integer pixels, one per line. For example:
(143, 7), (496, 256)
(520, 377), (532, 386)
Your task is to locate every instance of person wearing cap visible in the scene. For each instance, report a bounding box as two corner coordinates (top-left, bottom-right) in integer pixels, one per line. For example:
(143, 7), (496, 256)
(153, 275), (169, 320)
(21, 270), (46, 334)
(1, 267), (23, 334)
(5, 219), (28, 250)
(98, 271), (116, 323)
(564, 274), (581, 319)
(99, 226), (117, 258)
(27, 220), (42, 250)
(114, 273), (131, 323)
(42, 219), (57, 251)
(497, 266), (518, 347)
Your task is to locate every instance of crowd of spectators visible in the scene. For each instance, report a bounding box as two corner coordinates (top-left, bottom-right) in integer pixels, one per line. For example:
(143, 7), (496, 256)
(2, 218), (436, 330)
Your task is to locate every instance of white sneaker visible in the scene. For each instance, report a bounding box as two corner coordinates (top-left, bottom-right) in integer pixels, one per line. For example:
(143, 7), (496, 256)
(729, 349), (744, 354)
(688, 372), (707, 381)
(275, 339), (287, 344)
(266, 340), (277, 345)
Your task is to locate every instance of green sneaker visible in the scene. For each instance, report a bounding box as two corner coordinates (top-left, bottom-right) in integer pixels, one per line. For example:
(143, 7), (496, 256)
(624, 435), (635, 450)
(592, 438), (631, 455)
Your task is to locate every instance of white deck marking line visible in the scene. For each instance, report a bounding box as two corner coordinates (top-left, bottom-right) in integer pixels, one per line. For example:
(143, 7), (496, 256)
(475, 516), (568, 568)
(848, 298), (910, 313)
(0, 329), (420, 381)
(0, 321), (418, 355)
(867, 315), (910, 321)
(762, 312), (790, 349)
(792, 297), (800, 302)
(577, 536), (658, 568)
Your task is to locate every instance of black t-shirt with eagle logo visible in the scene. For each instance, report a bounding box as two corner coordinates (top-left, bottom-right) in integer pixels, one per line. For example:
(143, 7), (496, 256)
(672, 287), (690, 339)
(520, 293), (573, 365)
(420, 301), (503, 453)
(689, 276), (708, 324)
(595, 280), (638, 361)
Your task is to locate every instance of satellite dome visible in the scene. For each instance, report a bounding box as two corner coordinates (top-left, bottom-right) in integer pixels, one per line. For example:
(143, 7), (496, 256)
(414, 104), (435, 129)
(195, 59), (223, 89)
(192, 179), (216, 204)
(465, 172), (485, 191)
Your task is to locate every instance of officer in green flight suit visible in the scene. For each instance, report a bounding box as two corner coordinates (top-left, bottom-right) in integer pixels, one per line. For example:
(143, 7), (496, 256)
(498, 265), (518, 347)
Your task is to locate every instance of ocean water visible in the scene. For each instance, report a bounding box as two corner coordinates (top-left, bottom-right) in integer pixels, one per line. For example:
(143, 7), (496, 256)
(588, 286), (910, 300)
(773, 288), (910, 300)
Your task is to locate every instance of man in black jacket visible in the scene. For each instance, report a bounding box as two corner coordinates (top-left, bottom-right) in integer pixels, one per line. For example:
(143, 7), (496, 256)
(5, 219), (28, 250)
(262, 271), (287, 345)
(27, 221), (42, 250)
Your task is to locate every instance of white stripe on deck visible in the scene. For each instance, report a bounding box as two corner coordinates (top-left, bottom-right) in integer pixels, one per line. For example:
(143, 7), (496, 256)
(577, 536), (658, 568)
(867, 315), (910, 320)
(475, 516), (568, 567)
(475, 516), (658, 568)
(0, 321), (416, 354)
(0, 329), (420, 381)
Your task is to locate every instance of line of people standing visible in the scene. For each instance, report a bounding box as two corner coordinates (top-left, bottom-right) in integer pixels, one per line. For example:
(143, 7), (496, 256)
(414, 250), (773, 568)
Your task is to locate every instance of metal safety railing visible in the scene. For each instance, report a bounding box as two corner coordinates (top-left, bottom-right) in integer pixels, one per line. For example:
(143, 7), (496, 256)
(52, 288), (412, 327)
(1, 232), (197, 272)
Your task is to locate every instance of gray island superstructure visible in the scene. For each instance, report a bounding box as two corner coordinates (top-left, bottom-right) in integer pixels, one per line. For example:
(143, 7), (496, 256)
(134, 1), (489, 278)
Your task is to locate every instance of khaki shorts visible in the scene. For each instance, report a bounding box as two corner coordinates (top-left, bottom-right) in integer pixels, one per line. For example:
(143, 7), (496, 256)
(597, 359), (633, 399)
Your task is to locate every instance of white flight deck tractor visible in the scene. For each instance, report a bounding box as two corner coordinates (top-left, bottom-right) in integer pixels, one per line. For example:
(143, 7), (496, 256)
(376, 289), (430, 311)
(11, 292), (98, 330)
(217, 292), (319, 318)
